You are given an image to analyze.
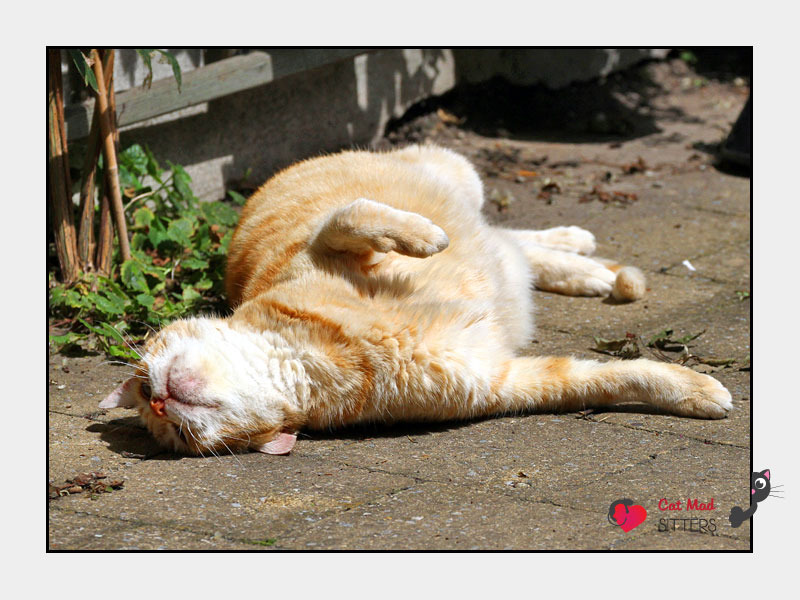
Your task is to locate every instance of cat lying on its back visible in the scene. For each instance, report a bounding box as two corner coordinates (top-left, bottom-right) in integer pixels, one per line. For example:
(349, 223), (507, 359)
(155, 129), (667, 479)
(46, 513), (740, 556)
(101, 145), (732, 456)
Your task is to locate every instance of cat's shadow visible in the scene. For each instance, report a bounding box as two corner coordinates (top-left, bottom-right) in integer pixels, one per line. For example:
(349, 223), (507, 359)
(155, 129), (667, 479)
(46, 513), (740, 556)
(86, 404), (673, 457)
(301, 419), (477, 442)
(300, 403), (669, 442)
(86, 417), (185, 461)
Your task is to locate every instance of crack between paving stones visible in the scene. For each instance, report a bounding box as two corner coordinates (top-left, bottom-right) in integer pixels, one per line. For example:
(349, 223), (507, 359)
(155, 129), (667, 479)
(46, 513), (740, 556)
(685, 204), (749, 219)
(317, 459), (607, 517)
(580, 416), (749, 450)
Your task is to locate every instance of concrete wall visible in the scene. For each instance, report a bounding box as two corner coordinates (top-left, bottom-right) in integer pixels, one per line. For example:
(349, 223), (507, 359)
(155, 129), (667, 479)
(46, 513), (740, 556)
(63, 48), (668, 202)
(453, 48), (669, 88)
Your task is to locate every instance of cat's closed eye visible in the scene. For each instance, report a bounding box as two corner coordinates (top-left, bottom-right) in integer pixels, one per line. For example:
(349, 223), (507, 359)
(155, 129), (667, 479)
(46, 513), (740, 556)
(140, 382), (152, 399)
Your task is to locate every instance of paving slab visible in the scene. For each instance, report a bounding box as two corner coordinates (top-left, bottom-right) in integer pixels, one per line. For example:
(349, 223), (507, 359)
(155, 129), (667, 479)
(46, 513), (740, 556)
(49, 444), (416, 550)
(277, 481), (634, 550)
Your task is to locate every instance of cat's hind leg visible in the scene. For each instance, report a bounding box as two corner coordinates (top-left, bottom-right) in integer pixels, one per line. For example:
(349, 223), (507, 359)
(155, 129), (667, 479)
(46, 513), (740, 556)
(485, 356), (733, 420)
(505, 229), (645, 301)
(312, 198), (449, 259)
(513, 226), (597, 256)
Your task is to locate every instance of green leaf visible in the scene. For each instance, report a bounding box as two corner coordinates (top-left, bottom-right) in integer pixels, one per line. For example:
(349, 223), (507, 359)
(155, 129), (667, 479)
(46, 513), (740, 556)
(136, 49), (156, 88)
(108, 344), (140, 360)
(50, 287), (89, 310)
(135, 293), (155, 310)
(675, 329), (705, 345)
(168, 162), (195, 205)
(647, 329), (674, 348)
(148, 218), (169, 248)
(181, 256), (209, 270)
(120, 259), (150, 293)
(194, 277), (213, 291)
(155, 49), (182, 92)
(87, 292), (125, 316)
(202, 201), (239, 227)
(131, 232), (148, 251)
(119, 144), (148, 177)
(143, 145), (163, 181)
(167, 218), (194, 247)
(182, 286), (202, 303)
(49, 332), (85, 350)
(133, 206), (155, 228)
(227, 190), (248, 206)
(68, 50), (99, 93)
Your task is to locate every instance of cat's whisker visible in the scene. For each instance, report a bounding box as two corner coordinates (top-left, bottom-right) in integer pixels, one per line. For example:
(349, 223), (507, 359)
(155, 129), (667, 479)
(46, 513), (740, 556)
(219, 438), (244, 467)
(96, 359), (137, 370)
(130, 319), (159, 338)
(185, 425), (207, 459)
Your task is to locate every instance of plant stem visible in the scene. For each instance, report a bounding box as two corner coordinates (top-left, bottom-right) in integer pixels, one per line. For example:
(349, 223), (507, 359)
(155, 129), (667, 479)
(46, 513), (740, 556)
(48, 49), (80, 283)
(91, 48), (130, 262)
(77, 49), (116, 271)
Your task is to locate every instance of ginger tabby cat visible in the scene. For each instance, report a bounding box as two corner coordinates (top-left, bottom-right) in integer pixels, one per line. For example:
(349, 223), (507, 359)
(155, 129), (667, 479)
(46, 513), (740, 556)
(101, 145), (732, 456)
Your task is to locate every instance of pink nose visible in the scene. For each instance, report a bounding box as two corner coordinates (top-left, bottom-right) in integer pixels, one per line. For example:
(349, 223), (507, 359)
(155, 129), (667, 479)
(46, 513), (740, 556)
(169, 373), (202, 398)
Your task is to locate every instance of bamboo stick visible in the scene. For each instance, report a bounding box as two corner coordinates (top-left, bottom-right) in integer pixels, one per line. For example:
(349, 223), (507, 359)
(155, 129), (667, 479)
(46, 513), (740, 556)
(95, 50), (117, 275)
(90, 48), (130, 262)
(95, 182), (113, 276)
(48, 49), (80, 283)
(77, 50), (115, 271)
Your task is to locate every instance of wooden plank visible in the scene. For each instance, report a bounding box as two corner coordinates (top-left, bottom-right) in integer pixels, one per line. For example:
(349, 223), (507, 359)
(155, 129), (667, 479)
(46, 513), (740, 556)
(65, 49), (370, 140)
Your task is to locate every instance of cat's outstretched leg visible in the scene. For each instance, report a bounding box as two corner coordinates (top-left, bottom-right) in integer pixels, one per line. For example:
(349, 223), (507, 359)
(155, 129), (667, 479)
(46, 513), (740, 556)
(485, 356), (733, 419)
(313, 198), (449, 258)
(512, 226), (597, 255)
(506, 229), (645, 301)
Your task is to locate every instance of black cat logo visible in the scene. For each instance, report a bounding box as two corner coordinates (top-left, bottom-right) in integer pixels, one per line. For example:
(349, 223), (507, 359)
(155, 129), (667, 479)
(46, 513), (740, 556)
(729, 469), (782, 528)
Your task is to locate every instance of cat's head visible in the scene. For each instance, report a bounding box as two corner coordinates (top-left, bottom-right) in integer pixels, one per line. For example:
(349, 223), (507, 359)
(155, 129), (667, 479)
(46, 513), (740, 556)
(751, 469), (771, 502)
(99, 317), (308, 456)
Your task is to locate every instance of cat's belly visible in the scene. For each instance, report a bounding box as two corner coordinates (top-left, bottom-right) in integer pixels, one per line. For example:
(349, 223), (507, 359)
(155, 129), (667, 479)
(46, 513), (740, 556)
(369, 222), (536, 352)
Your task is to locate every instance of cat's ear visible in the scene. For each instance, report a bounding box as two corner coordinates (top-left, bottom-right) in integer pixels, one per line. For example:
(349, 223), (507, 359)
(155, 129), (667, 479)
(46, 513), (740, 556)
(99, 378), (139, 409)
(253, 432), (297, 455)
(763, 469), (770, 480)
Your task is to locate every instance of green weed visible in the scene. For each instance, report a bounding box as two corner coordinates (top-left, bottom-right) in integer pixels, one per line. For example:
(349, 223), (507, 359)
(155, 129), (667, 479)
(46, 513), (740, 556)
(48, 144), (247, 359)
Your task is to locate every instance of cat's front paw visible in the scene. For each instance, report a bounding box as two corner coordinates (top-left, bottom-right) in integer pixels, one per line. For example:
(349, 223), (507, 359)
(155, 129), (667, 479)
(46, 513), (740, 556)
(392, 216), (450, 258)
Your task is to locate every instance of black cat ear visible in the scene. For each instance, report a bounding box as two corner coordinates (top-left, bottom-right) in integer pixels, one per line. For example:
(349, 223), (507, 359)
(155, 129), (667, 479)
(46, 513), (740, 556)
(763, 469), (770, 480)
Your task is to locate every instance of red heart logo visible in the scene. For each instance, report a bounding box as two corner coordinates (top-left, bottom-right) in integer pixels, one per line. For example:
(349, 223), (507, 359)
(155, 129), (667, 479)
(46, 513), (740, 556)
(613, 504), (647, 532)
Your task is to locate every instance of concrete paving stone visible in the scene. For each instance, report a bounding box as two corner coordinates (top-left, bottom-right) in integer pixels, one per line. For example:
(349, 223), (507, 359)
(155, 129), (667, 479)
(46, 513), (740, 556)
(532, 273), (730, 339)
(49, 450), (416, 548)
(49, 411), (153, 483)
(49, 356), (134, 422)
(48, 508), (260, 550)
(317, 415), (689, 495)
(545, 440), (751, 548)
(664, 243), (750, 288)
(277, 480), (643, 550)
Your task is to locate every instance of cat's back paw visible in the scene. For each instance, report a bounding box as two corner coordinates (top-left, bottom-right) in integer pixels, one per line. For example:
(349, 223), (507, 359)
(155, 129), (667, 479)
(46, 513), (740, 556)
(675, 371), (733, 419)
